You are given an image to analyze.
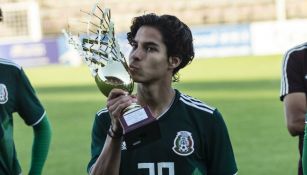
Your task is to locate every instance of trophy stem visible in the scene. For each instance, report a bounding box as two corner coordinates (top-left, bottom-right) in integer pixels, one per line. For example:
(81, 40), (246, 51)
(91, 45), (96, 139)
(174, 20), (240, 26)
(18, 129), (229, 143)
(122, 103), (142, 115)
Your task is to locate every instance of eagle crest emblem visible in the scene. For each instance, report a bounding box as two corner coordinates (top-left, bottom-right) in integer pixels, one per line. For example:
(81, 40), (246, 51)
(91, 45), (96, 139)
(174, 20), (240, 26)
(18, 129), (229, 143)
(172, 131), (194, 156)
(0, 84), (8, 104)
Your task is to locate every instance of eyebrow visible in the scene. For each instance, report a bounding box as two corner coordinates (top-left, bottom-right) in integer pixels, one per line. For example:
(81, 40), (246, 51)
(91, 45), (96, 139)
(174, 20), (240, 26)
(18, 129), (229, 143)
(143, 41), (159, 48)
(131, 39), (159, 47)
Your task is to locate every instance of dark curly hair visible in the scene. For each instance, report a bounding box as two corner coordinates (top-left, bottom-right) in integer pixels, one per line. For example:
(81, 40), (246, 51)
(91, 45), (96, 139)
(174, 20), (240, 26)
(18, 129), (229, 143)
(127, 13), (194, 82)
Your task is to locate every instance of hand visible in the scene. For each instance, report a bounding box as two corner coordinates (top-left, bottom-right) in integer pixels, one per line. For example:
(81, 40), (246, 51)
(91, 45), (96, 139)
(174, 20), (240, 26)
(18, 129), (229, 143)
(106, 88), (137, 133)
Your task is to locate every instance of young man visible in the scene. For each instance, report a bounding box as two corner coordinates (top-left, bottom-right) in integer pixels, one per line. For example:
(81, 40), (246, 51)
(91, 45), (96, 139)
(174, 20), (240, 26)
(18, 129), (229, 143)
(88, 13), (237, 175)
(280, 42), (307, 175)
(0, 8), (52, 175)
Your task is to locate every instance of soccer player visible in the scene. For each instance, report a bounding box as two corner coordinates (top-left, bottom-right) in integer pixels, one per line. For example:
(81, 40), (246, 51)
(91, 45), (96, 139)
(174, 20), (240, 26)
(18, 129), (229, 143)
(87, 13), (238, 175)
(280, 42), (307, 175)
(0, 8), (52, 175)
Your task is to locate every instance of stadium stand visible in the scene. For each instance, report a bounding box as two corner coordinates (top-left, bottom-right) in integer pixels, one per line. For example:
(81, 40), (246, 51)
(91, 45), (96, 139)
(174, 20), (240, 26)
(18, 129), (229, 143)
(1, 0), (307, 36)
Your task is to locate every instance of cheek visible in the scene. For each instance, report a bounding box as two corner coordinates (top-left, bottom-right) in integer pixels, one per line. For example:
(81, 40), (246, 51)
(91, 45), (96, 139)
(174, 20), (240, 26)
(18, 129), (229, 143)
(148, 59), (168, 72)
(128, 53), (133, 64)
(151, 61), (162, 68)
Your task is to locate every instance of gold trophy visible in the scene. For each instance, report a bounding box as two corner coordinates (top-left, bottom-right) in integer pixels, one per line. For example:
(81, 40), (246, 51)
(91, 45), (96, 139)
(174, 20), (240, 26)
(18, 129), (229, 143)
(63, 4), (160, 149)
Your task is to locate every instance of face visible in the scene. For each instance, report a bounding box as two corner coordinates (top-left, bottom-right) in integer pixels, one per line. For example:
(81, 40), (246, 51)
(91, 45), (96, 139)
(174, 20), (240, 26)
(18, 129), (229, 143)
(128, 26), (172, 84)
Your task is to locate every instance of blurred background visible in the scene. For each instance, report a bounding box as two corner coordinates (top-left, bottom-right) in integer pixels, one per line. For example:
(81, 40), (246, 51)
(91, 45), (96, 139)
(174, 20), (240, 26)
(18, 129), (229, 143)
(1, 0), (307, 174)
(1, 0), (307, 64)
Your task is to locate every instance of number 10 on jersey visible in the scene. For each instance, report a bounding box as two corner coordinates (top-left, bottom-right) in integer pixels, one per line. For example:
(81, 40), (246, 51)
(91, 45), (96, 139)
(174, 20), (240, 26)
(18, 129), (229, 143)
(138, 162), (174, 175)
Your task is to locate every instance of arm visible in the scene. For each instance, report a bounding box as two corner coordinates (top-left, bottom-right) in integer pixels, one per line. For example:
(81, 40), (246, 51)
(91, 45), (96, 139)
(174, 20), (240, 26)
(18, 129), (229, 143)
(29, 116), (52, 175)
(13, 68), (51, 174)
(90, 89), (136, 175)
(283, 93), (307, 136)
(280, 49), (306, 136)
(90, 135), (122, 175)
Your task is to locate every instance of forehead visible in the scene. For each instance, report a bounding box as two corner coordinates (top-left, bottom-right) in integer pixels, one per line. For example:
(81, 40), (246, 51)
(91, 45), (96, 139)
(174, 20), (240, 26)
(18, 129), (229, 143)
(134, 26), (163, 44)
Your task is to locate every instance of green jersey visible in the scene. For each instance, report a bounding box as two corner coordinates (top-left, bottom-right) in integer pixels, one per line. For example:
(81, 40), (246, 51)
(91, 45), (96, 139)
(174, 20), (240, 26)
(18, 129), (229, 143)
(0, 58), (45, 175)
(88, 90), (237, 175)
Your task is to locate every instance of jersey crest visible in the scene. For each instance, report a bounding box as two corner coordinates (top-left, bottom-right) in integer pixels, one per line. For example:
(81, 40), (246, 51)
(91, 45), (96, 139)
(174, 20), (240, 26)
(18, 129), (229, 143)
(0, 84), (8, 104)
(172, 131), (194, 156)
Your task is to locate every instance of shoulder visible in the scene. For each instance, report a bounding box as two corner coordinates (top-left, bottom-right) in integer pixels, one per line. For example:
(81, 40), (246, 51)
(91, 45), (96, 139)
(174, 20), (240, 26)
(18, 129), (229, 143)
(94, 107), (110, 123)
(176, 91), (226, 129)
(96, 107), (108, 116)
(92, 107), (110, 133)
(283, 43), (307, 66)
(0, 58), (21, 70)
(178, 91), (216, 115)
(285, 42), (307, 55)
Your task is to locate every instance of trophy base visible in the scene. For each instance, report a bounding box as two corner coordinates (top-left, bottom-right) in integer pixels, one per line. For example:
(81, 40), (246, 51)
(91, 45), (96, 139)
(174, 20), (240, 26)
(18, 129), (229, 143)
(119, 106), (161, 149)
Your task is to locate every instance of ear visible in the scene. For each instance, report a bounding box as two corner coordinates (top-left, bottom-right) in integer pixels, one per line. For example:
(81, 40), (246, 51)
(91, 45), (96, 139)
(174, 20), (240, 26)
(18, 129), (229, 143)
(168, 56), (181, 69)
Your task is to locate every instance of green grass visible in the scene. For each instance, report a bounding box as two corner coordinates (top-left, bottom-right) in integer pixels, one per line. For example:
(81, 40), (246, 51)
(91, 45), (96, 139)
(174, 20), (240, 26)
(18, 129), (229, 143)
(14, 55), (298, 175)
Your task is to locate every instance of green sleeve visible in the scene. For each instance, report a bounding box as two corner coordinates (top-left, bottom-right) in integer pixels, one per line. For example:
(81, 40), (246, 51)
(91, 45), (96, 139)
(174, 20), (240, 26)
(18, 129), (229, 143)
(29, 115), (52, 175)
(207, 110), (238, 175)
(303, 115), (307, 175)
(17, 68), (45, 125)
(87, 111), (110, 174)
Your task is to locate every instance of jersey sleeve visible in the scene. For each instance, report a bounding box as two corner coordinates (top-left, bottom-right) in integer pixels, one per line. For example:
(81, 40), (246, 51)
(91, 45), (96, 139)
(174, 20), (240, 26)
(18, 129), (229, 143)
(280, 50), (305, 101)
(207, 110), (238, 175)
(16, 68), (45, 126)
(87, 112), (110, 174)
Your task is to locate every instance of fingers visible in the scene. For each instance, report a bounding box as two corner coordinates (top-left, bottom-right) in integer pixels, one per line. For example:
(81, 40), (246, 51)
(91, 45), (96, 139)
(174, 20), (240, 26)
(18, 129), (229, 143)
(107, 88), (129, 101)
(106, 89), (137, 129)
(130, 94), (137, 99)
(108, 96), (133, 117)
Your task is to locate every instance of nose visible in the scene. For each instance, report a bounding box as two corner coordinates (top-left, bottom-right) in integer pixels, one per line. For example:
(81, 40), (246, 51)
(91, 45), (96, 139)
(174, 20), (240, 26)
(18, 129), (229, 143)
(129, 47), (143, 61)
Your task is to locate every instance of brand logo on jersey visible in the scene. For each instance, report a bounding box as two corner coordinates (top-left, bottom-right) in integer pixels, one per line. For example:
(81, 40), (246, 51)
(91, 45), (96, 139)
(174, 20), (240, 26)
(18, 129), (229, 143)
(0, 84), (8, 104)
(172, 131), (194, 156)
(121, 141), (127, 150)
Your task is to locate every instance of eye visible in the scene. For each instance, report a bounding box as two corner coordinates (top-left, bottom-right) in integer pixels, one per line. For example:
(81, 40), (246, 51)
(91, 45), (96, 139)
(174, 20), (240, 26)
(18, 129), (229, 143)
(145, 46), (155, 52)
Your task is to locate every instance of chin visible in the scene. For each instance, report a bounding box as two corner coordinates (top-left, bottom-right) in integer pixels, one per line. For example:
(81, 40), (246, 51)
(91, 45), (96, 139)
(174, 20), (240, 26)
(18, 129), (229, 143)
(132, 78), (142, 83)
(131, 73), (142, 81)
(131, 74), (151, 84)
(131, 77), (147, 84)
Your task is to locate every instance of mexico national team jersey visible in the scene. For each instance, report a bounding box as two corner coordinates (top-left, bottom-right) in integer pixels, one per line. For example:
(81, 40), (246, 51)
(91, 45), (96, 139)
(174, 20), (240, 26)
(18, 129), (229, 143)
(0, 58), (45, 175)
(88, 89), (238, 175)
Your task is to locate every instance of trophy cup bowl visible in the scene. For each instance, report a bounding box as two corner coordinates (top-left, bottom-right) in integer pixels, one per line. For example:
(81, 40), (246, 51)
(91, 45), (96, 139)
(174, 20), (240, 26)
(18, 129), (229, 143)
(64, 4), (160, 149)
(94, 59), (133, 97)
(95, 75), (128, 97)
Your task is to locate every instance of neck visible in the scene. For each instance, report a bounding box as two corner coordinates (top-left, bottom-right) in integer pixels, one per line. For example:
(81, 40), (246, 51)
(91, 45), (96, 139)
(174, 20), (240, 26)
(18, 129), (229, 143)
(137, 83), (175, 118)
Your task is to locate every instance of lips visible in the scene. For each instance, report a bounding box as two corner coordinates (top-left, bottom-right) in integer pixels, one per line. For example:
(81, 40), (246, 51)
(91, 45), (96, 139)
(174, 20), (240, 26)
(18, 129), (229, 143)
(129, 64), (139, 72)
